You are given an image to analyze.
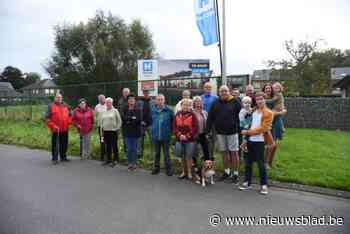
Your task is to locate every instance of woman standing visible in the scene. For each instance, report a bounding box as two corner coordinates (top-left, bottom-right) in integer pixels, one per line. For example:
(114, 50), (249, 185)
(100, 97), (122, 167)
(121, 94), (142, 171)
(72, 98), (94, 160)
(173, 98), (199, 180)
(266, 82), (287, 168)
(262, 83), (274, 110)
(192, 96), (210, 161)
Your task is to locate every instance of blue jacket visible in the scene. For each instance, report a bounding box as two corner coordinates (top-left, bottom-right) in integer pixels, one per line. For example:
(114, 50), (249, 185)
(201, 94), (218, 113)
(150, 105), (174, 141)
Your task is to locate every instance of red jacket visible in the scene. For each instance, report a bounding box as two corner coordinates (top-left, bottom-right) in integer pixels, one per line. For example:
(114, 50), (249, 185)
(72, 107), (94, 135)
(46, 102), (72, 133)
(173, 111), (198, 142)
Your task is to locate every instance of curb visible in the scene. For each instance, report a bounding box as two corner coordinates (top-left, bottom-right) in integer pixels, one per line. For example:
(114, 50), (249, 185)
(268, 180), (350, 199)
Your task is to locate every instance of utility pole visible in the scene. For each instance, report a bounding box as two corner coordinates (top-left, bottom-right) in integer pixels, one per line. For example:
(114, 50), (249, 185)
(222, 0), (227, 85)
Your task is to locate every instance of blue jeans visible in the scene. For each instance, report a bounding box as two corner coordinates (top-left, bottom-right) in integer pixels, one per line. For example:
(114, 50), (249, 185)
(174, 141), (196, 160)
(153, 140), (171, 171)
(125, 137), (138, 165)
(244, 141), (267, 186)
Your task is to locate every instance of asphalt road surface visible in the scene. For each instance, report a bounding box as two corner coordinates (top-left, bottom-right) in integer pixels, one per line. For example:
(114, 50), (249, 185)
(0, 144), (349, 234)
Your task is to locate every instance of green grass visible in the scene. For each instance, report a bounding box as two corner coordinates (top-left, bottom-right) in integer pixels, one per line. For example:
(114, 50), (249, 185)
(0, 119), (349, 191)
(0, 105), (47, 121)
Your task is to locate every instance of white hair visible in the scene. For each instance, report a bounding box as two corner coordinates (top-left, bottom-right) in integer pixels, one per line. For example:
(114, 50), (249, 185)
(106, 97), (113, 103)
(242, 96), (252, 103)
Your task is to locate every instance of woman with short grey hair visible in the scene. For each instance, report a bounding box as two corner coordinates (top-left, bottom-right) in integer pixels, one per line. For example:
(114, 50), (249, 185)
(100, 97), (122, 167)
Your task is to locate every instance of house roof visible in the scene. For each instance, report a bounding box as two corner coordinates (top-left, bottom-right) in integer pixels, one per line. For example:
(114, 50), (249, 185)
(0, 82), (22, 97)
(333, 76), (350, 88)
(252, 69), (292, 81)
(0, 82), (15, 91)
(21, 79), (57, 90)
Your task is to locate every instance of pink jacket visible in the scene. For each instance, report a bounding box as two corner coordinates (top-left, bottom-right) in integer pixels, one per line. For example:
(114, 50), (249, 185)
(72, 107), (94, 135)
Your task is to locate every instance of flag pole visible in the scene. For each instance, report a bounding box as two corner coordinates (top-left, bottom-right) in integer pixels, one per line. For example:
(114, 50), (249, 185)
(222, 0), (227, 85)
(214, 0), (223, 81)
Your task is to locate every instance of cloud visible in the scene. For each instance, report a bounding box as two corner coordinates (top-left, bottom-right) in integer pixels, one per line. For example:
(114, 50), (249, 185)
(0, 0), (349, 77)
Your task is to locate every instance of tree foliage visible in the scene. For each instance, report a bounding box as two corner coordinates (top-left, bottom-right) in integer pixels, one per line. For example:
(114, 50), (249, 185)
(268, 39), (350, 95)
(0, 66), (40, 90)
(44, 10), (156, 85)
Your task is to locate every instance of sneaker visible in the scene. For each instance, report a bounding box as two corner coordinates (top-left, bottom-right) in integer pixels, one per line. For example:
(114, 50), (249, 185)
(217, 172), (231, 182)
(152, 168), (160, 175)
(52, 160), (59, 165)
(239, 182), (252, 190)
(265, 164), (271, 170)
(260, 185), (268, 195)
(232, 174), (239, 185)
(110, 162), (116, 168)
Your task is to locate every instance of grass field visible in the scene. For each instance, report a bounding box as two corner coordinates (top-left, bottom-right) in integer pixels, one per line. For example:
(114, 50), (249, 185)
(0, 118), (349, 191)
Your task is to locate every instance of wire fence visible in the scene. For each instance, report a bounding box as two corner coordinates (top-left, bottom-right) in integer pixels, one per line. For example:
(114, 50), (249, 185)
(0, 76), (249, 121)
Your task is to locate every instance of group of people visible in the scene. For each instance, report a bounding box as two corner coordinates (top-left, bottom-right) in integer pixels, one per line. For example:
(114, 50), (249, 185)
(45, 81), (287, 195)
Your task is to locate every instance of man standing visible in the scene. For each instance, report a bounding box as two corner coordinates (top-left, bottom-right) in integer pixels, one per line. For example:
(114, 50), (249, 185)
(137, 89), (154, 159)
(150, 94), (174, 176)
(206, 85), (241, 184)
(118, 88), (130, 111)
(240, 92), (274, 195)
(94, 94), (107, 161)
(46, 93), (71, 164)
(118, 87), (130, 153)
(201, 82), (218, 159)
(201, 82), (218, 113)
(245, 85), (256, 107)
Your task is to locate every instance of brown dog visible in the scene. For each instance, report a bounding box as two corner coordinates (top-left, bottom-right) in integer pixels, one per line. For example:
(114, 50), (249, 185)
(199, 160), (215, 187)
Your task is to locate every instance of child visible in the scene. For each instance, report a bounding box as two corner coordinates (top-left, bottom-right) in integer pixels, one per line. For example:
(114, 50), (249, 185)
(239, 96), (253, 152)
(271, 82), (285, 112)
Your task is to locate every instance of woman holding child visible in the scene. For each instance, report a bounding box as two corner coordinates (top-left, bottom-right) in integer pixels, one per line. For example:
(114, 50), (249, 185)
(262, 82), (287, 169)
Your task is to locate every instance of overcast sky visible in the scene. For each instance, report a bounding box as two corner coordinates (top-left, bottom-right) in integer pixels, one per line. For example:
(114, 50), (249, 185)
(1, 0), (349, 78)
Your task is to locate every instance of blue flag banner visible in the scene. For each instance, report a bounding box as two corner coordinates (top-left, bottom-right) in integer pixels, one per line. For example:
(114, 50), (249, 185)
(194, 0), (219, 46)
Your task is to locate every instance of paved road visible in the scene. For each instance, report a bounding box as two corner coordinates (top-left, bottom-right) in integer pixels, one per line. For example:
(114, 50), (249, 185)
(0, 144), (349, 234)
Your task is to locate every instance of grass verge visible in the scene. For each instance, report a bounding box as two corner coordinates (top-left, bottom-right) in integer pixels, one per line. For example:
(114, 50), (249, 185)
(0, 119), (349, 191)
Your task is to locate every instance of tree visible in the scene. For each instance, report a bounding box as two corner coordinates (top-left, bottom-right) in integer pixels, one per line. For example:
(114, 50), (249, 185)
(1, 66), (25, 89)
(44, 10), (156, 85)
(0, 67), (41, 90)
(268, 39), (350, 95)
(24, 72), (41, 85)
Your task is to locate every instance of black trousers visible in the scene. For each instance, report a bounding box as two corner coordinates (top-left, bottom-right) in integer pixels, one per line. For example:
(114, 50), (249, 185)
(197, 133), (211, 160)
(51, 132), (68, 161)
(244, 141), (267, 186)
(103, 131), (119, 163)
(98, 127), (106, 161)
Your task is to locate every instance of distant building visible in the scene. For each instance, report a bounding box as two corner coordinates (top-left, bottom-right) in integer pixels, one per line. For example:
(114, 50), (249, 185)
(330, 67), (350, 80)
(0, 82), (22, 97)
(21, 79), (59, 97)
(251, 69), (293, 89)
(333, 75), (350, 98)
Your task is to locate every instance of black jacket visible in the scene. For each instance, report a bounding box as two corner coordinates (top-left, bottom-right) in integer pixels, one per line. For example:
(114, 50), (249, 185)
(121, 107), (142, 138)
(206, 96), (241, 135)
